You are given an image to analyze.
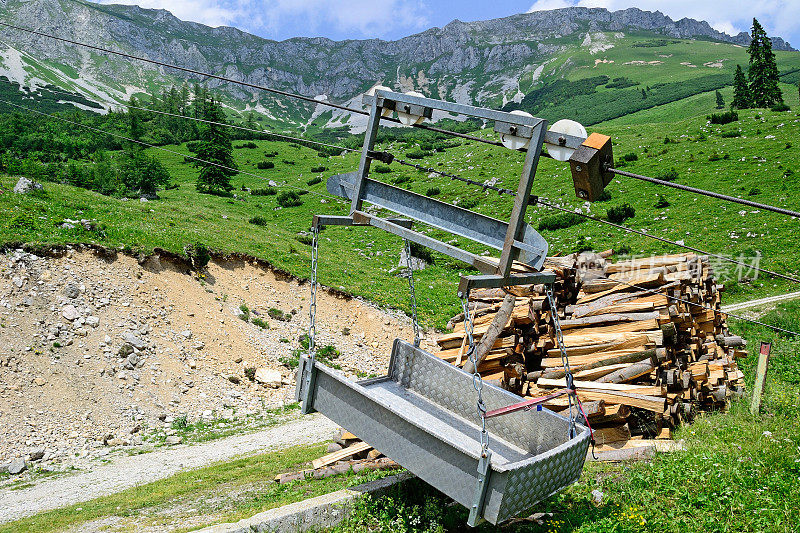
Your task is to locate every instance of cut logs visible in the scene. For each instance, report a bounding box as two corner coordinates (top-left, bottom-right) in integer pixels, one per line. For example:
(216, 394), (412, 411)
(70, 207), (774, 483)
(437, 252), (747, 444)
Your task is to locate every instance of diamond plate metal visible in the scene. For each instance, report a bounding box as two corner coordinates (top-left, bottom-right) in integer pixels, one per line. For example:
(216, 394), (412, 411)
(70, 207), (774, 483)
(306, 340), (590, 525)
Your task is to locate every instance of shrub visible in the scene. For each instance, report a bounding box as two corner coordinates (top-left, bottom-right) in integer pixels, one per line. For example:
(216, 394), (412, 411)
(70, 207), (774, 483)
(607, 203), (636, 223)
(459, 196), (480, 209)
(538, 212), (585, 232)
(184, 242), (211, 270)
(425, 187), (441, 197)
(239, 303), (251, 321)
(269, 308), (290, 321)
(771, 103), (790, 112)
(306, 176), (322, 186)
(657, 168), (680, 181)
(310, 166), (327, 173)
(244, 367), (256, 381)
(708, 151), (723, 161)
(251, 317), (269, 329)
(616, 244), (632, 255)
(282, 160), (295, 165)
(235, 142), (257, 149)
(720, 130), (741, 138)
(172, 415), (189, 430)
(392, 175), (411, 185)
(622, 152), (638, 162)
(277, 191), (303, 208)
(709, 110), (738, 125)
(295, 234), (313, 246)
(748, 187), (761, 196)
(654, 194), (670, 208)
(251, 187), (276, 196)
(405, 149), (430, 159)
(249, 216), (268, 226)
(264, 151), (277, 158)
(596, 190), (612, 202)
(373, 164), (392, 173)
(256, 161), (274, 170)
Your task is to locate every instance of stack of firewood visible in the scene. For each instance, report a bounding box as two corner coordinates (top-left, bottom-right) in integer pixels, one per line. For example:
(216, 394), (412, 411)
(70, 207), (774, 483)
(437, 251), (747, 444)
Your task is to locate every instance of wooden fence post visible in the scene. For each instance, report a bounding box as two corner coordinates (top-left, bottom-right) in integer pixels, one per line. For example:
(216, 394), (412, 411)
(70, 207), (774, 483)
(750, 342), (772, 415)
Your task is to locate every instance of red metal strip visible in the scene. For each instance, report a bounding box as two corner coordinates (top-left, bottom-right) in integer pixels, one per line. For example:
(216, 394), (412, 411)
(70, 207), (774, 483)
(485, 389), (571, 418)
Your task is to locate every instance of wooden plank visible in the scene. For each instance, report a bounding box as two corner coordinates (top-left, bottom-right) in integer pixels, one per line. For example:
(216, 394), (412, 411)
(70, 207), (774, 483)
(561, 319), (659, 336)
(750, 342), (771, 415)
(312, 441), (371, 469)
(536, 378), (663, 396)
(593, 423), (631, 445)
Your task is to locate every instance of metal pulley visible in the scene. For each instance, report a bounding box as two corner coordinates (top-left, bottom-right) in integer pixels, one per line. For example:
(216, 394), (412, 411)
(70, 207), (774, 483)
(397, 91), (427, 125)
(546, 119), (587, 161)
(498, 110), (535, 150)
(366, 85), (394, 117)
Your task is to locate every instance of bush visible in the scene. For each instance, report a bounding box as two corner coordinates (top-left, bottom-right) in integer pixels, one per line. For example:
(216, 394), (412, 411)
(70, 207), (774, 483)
(405, 149), (430, 159)
(709, 110), (738, 125)
(251, 187), (276, 196)
(607, 203), (636, 223)
(269, 308), (290, 321)
(256, 161), (275, 169)
(708, 151), (723, 161)
(306, 176), (322, 186)
(622, 152), (638, 162)
(244, 367), (256, 381)
(748, 187), (761, 196)
(459, 196), (480, 209)
(251, 317), (269, 329)
(596, 190), (612, 202)
(771, 103), (790, 112)
(425, 187), (441, 197)
(239, 303), (250, 321)
(654, 194), (670, 208)
(295, 234), (313, 246)
(310, 166), (327, 173)
(277, 191), (303, 208)
(235, 142), (257, 149)
(720, 130), (741, 138)
(184, 242), (211, 270)
(657, 168), (680, 181)
(409, 242), (435, 265)
(249, 216), (268, 226)
(373, 164), (392, 174)
(282, 159), (295, 165)
(264, 151), (277, 158)
(538, 212), (585, 231)
(392, 175), (411, 185)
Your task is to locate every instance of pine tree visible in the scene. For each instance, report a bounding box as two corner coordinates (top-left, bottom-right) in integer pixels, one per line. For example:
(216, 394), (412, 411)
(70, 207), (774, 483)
(127, 96), (145, 142)
(195, 97), (237, 195)
(731, 65), (752, 109)
(715, 90), (725, 109)
(747, 18), (783, 108)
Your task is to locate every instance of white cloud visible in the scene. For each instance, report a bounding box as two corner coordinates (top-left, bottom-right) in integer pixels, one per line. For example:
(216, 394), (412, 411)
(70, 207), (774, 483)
(527, 0), (572, 12)
(527, 0), (800, 45)
(94, 0), (429, 38)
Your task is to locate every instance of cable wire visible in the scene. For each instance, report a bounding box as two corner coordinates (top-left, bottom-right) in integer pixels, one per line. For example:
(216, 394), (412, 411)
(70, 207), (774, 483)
(0, 98), (347, 203)
(608, 167), (800, 219)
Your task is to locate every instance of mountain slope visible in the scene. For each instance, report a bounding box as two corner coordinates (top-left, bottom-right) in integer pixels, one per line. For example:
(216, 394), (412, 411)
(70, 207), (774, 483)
(0, 0), (797, 130)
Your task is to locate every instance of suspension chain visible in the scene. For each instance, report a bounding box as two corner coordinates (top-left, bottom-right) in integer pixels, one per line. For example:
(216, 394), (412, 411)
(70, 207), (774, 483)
(546, 285), (576, 438)
(308, 223), (320, 362)
(403, 239), (422, 348)
(461, 292), (489, 456)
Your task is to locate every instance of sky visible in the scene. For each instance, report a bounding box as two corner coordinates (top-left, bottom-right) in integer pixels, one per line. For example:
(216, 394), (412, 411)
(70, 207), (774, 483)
(91, 1), (800, 48)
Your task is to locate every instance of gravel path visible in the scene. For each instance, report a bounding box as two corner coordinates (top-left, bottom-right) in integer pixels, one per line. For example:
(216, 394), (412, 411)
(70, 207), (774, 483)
(721, 291), (800, 313)
(0, 413), (338, 524)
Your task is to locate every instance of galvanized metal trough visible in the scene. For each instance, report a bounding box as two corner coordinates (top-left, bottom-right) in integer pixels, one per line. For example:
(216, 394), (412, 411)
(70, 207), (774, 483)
(296, 339), (590, 525)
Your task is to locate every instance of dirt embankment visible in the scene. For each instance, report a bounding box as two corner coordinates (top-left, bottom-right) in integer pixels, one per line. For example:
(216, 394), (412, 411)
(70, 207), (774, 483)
(0, 245), (429, 471)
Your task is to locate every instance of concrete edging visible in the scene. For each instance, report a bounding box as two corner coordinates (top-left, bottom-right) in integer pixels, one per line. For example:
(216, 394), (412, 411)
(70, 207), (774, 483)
(196, 472), (413, 533)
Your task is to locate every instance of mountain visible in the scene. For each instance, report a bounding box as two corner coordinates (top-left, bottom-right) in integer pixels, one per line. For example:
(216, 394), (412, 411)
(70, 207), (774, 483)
(0, 0), (797, 131)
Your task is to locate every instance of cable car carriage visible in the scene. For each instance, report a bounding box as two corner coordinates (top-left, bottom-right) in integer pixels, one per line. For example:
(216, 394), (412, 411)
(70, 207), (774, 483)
(296, 90), (613, 526)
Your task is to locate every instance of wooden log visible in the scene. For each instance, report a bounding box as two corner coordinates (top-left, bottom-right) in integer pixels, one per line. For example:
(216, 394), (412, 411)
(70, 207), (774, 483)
(596, 359), (656, 384)
(559, 311), (660, 329)
(593, 423), (631, 445)
(538, 348), (662, 380)
(312, 441), (371, 469)
(589, 404), (630, 425)
(464, 292), (516, 374)
(536, 378), (664, 396)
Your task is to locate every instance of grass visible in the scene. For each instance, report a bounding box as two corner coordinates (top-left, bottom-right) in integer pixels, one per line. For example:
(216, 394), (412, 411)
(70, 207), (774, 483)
(331, 301), (800, 532)
(0, 442), (396, 533)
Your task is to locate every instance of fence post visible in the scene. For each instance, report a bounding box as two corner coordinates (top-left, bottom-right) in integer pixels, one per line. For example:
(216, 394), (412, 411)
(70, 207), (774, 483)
(750, 341), (771, 415)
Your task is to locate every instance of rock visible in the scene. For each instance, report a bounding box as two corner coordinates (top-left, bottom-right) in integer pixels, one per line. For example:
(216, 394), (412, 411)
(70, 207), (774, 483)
(180, 330), (192, 339)
(326, 442), (343, 454)
(591, 489), (604, 505)
(13, 177), (43, 194)
(165, 436), (183, 445)
(8, 457), (27, 475)
(118, 343), (134, 357)
(107, 438), (124, 447)
(187, 358), (197, 369)
(63, 283), (80, 299)
(29, 448), (45, 461)
(122, 332), (146, 350)
(62, 305), (80, 321)
(33, 377), (46, 386)
(399, 248), (428, 271)
(227, 375), (240, 384)
(125, 353), (140, 369)
(12, 276), (23, 288)
(85, 316), (100, 327)
(254, 368), (282, 388)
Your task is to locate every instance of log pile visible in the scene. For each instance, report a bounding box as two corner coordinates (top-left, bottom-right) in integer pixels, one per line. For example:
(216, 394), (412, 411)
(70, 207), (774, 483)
(437, 251), (747, 443)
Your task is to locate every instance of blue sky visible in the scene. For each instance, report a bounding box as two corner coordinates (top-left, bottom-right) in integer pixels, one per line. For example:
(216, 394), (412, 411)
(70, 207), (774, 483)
(93, 1), (800, 48)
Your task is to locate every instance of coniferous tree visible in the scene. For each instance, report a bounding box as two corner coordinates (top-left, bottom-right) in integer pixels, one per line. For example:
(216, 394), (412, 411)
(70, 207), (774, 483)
(195, 96), (237, 195)
(715, 90), (725, 109)
(747, 18), (783, 107)
(731, 65), (752, 109)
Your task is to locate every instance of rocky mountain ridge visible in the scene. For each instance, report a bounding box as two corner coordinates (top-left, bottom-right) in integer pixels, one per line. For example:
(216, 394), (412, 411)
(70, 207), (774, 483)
(0, 0), (795, 129)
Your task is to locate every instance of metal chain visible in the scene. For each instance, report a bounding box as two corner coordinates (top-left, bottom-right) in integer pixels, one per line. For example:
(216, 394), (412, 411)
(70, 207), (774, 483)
(546, 285), (576, 438)
(461, 292), (489, 456)
(308, 223), (320, 362)
(403, 239), (422, 348)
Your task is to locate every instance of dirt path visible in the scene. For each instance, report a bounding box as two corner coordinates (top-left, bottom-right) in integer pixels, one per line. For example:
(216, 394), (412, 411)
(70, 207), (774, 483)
(0, 413), (337, 524)
(721, 291), (800, 313)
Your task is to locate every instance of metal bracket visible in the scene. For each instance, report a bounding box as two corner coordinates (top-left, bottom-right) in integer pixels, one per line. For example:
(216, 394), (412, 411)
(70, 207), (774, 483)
(295, 355), (318, 415)
(314, 214), (413, 229)
(467, 451), (493, 527)
(458, 271), (556, 295)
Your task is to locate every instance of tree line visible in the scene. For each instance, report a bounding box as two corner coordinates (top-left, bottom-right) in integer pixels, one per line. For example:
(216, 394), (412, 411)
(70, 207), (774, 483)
(731, 18), (791, 110)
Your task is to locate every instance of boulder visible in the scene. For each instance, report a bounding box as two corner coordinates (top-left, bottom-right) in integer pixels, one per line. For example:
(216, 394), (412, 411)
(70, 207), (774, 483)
(29, 448), (45, 461)
(122, 332), (146, 350)
(62, 305), (80, 321)
(165, 436), (183, 445)
(13, 177), (43, 194)
(254, 368), (282, 388)
(8, 457), (26, 475)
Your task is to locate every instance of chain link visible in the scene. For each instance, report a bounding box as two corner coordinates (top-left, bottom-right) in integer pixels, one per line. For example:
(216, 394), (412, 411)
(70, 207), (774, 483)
(403, 239), (422, 348)
(546, 285), (576, 438)
(461, 292), (489, 455)
(308, 223), (319, 362)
